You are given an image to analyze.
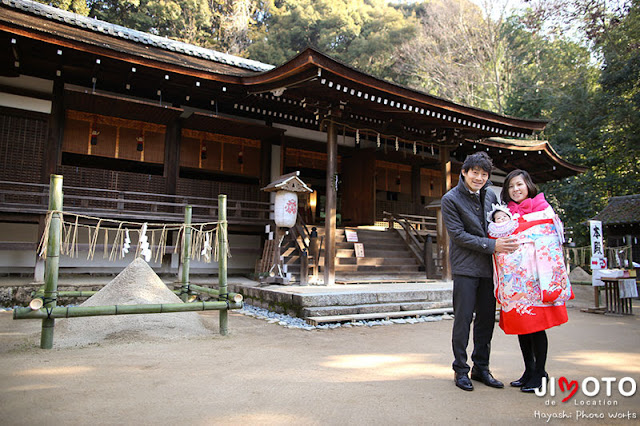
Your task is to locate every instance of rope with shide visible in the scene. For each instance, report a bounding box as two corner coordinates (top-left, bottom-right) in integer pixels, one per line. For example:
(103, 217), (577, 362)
(37, 210), (231, 263)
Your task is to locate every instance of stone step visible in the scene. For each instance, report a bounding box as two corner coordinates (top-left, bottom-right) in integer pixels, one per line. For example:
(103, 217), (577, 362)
(323, 265), (422, 273)
(356, 249), (416, 258)
(336, 241), (406, 250)
(335, 257), (418, 266)
(236, 286), (451, 308)
(229, 282), (453, 320)
(304, 228), (398, 240)
(362, 264), (420, 272)
(285, 264), (422, 275)
(319, 251), (417, 262)
(305, 307), (453, 326)
(301, 300), (452, 318)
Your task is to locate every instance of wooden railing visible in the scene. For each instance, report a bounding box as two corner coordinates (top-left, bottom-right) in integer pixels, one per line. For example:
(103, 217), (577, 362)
(383, 211), (441, 279)
(0, 180), (272, 224)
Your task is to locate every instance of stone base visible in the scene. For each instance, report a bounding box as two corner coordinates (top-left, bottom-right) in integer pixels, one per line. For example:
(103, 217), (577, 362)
(261, 276), (291, 286)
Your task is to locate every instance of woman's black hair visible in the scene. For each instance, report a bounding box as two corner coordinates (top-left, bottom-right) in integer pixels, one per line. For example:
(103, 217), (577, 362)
(462, 151), (493, 175)
(501, 169), (538, 204)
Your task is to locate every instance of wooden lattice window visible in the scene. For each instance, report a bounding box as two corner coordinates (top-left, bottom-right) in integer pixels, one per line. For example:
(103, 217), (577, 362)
(180, 129), (260, 177)
(0, 108), (47, 183)
(62, 110), (165, 164)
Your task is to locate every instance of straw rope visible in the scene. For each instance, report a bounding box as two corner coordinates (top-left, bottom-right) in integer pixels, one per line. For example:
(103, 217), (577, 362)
(564, 245), (634, 268)
(37, 211), (230, 264)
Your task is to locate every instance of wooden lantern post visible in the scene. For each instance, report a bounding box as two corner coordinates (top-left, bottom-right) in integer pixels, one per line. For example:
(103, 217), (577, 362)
(262, 171), (313, 285)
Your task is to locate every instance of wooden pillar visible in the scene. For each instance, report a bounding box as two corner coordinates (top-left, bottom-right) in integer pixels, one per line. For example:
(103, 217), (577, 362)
(411, 165), (421, 214)
(439, 147), (452, 280)
(164, 118), (182, 195)
(41, 77), (64, 183)
(163, 118), (181, 272)
(37, 77), (64, 281)
(440, 147), (452, 194)
(437, 207), (450, 280)
(324, 121), (337, 286)
(260, 138), (273, 199)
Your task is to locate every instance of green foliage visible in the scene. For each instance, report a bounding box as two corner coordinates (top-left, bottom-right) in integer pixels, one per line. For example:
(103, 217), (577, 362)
(86, 0), (212, 44)
(394, 0), (506, 110)
(35, 0), (89, 15)
(207, 0), (272, 55)
(505, 1), (640, 245)
(33, 0), (640, 245)
(246, 0), (417, 77)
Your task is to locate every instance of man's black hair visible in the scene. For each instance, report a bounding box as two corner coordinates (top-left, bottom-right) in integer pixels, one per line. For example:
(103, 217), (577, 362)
(462, 151), (493, 174)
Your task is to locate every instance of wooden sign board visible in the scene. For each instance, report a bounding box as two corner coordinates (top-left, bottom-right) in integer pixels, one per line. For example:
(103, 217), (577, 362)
(354, 243), (365, 258)
(345, 229), (358, 242)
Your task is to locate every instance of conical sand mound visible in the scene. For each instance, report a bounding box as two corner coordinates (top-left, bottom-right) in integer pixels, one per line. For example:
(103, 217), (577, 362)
(569, 266), (592, 283)
(55, 258), (212, 347)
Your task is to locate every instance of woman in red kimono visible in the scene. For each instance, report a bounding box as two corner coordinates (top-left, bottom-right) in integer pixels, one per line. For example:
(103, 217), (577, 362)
(492, 169), (572, 393)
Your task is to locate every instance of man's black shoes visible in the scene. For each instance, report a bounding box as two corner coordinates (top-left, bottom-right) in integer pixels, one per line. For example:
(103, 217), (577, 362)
(454, 372), (474, 391)
(470, 368), (504, 388)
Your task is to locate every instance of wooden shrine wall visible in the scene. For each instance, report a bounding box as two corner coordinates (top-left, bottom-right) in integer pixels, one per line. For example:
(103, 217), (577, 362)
(283, 147), (343, 171)
(0, 107), (47, 184)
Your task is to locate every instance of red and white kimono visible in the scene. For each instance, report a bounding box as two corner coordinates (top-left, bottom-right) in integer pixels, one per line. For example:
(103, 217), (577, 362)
(492, 193), (573, 335)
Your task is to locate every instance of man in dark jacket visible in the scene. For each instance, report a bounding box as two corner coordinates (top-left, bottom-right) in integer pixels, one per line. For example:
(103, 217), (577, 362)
(441, 151), (518, 391)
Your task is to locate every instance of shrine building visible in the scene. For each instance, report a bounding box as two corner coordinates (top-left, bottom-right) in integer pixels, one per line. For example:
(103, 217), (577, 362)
(0, 0), (586, 283)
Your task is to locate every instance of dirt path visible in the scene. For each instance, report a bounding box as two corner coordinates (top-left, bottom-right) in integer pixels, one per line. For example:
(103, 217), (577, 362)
(1, 305), (639, 425)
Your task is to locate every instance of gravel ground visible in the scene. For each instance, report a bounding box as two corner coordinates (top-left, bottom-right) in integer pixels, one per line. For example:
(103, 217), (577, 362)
(1, 297), (639, 425)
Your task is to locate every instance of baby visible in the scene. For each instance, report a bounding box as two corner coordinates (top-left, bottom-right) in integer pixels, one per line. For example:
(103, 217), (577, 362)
(493, 210), (510, 224)
(487, 203), (518, 238)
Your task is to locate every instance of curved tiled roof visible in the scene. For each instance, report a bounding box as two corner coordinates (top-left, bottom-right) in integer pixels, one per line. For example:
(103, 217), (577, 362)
(1, 0), (275, 72)
(592, 195), (640, 225)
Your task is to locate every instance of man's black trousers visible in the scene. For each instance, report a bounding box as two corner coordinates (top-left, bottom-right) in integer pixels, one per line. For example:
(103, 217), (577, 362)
(451, 274), (496, 374)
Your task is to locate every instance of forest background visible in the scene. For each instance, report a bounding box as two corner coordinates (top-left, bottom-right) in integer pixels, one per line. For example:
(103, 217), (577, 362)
(37, 0), (639, 245)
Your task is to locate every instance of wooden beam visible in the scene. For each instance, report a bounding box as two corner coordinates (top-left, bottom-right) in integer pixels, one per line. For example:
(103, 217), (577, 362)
(324, 121), (337, 286)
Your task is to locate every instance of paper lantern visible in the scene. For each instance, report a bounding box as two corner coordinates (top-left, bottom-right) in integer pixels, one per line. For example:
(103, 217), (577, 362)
(274, 190), (298, 228)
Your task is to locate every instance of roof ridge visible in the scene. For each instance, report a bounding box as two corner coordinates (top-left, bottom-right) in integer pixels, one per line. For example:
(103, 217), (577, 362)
(608, 194), (640, 201)
(2, 0), (275, 72)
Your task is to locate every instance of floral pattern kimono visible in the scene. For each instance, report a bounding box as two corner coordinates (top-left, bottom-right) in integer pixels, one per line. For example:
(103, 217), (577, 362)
(492, 194), (573, 335)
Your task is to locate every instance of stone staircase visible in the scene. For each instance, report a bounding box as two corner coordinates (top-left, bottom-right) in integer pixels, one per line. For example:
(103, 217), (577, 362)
(229, 280), (453, 325)
(241, 226), (453, 325)
(281, 227), (424, 283)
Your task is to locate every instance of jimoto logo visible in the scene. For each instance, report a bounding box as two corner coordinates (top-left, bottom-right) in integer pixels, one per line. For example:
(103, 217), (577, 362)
(535, 376), (637, 402)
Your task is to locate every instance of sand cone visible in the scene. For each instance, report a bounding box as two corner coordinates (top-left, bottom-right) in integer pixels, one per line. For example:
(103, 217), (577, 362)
(55, 258), (211, 347)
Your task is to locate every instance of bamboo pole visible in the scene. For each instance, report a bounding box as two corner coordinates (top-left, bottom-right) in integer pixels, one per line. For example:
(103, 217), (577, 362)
(187, 284), (243, 303)
(41, 174), (63, 349)
(33, 291), (98, 298)
(14, 300), (242, 320)
(180, 206), (192, 302)
(35, 288), (241, 302)
(218, 194), (228, 336)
